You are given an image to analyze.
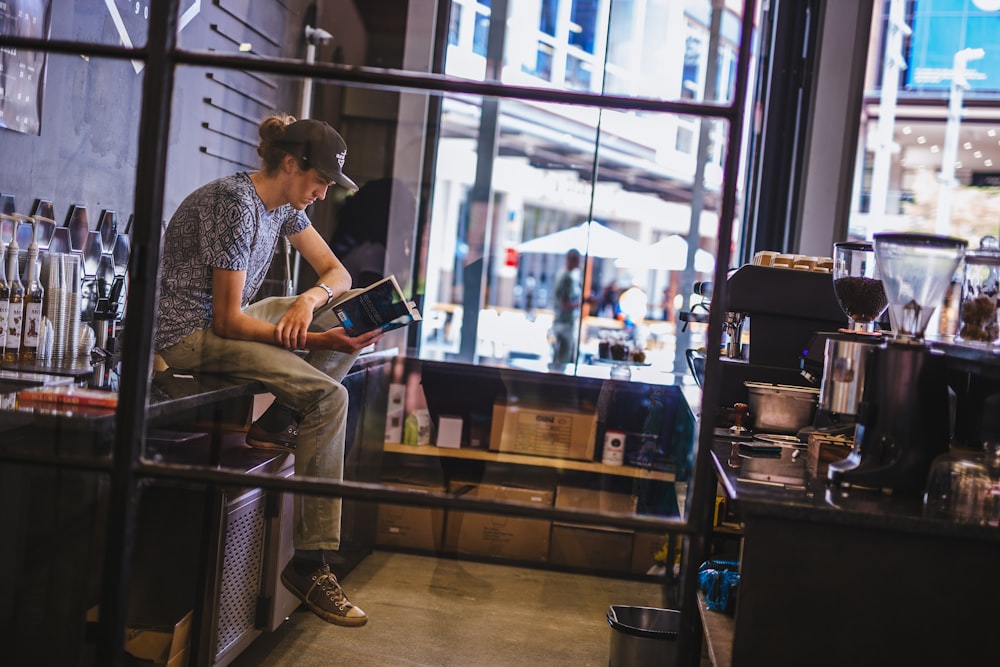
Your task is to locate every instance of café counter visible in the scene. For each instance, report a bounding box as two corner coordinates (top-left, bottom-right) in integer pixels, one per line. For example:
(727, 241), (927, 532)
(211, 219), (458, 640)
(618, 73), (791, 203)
(0, 349), (396, 667)
(707, 439), (1000, 667)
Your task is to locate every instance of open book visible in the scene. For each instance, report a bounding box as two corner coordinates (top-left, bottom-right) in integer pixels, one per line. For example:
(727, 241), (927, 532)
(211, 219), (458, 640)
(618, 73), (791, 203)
(318, 274), (421, 336)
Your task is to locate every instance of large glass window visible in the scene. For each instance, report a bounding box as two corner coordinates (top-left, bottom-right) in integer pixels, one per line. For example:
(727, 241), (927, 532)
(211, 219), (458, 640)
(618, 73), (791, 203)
(432, 0), (744, 379)
(0, 1), (756, 662)
(851, 0), (1000, 244)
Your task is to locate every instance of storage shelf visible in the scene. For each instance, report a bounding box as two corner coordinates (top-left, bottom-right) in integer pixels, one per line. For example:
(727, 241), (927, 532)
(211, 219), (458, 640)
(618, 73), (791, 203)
(697, 591), (734, 667)
(383, 442), (675, 482)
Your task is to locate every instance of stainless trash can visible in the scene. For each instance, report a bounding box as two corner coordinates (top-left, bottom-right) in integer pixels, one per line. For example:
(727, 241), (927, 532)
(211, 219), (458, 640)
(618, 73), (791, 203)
(606, 605), (680, 667)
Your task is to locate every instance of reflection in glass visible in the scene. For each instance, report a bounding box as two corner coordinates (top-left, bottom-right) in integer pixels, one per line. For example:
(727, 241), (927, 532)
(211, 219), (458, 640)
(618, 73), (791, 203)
(924, 450), (992, 525)
(420, 93), (728, 375)
(850, 2), (1000, 242)
(445, 0), (742, 101)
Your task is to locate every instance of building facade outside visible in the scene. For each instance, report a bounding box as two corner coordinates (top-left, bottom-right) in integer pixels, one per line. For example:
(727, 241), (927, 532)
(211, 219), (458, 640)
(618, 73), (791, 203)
(853, 0), (1000, 243)
(419, 0), (746, 372)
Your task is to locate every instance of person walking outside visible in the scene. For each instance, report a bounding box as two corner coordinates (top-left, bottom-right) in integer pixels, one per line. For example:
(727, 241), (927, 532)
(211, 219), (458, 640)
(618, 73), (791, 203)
(551, 248), (583, 364)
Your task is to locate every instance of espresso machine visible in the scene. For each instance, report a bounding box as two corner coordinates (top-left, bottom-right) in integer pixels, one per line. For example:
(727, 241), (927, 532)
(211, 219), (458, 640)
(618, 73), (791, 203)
(828, 233), (967, 497)
(715, 264), (846, 408)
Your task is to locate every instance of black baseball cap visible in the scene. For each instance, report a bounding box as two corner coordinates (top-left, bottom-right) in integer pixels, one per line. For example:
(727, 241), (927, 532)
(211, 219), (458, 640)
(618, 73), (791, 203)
(277, 119), (359, 190)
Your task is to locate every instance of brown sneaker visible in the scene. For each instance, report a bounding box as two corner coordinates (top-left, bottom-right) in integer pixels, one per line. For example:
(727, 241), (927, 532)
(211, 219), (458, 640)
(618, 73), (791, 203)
(246, 404), (299, 451)
(246, 420), (298, 451)
(280, 562), (368, 627)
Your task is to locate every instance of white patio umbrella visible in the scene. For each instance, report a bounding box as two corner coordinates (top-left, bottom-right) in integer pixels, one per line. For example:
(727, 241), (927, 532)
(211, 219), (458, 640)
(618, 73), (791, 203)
(616, 234), (715, 273)
(516, 220), (644, 259)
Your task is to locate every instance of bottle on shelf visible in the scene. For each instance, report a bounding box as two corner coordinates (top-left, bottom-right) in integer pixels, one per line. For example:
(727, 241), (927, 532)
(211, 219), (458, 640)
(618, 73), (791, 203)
(20, 219), (44, 362)
(3, 236), (24, 363)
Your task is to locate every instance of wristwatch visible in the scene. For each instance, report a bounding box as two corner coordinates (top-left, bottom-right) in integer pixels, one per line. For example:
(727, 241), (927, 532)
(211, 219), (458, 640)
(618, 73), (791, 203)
(316, 282), (334, 305)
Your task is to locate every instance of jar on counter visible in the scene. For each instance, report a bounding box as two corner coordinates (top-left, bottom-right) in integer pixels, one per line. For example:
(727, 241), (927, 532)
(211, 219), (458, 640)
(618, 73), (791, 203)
(957, 236), (1000, 345)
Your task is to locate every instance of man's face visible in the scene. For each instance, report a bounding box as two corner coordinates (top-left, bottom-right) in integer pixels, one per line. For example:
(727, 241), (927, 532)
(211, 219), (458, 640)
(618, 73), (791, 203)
(286, 160), (335, 210)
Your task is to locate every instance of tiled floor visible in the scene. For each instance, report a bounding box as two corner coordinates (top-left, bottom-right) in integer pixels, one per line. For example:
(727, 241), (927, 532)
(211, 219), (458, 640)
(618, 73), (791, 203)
(229, 550), (674, 666)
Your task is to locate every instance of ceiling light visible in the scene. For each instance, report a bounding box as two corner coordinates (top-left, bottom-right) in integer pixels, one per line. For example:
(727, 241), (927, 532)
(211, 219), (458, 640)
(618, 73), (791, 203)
(931, 145), (940, 153)
(989, 129), (997, 137)
(239, 42), (252, 52)
(987, 159), (995, 167)
(956, 161), (963, 169)
(917, 136), (927, 144)
(902, 126), (912, 135)
(974, 151), (983, 158)
(964, 141), (973, 150)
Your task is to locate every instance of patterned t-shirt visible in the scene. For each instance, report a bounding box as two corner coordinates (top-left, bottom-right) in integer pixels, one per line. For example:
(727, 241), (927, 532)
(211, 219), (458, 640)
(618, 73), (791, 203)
(155, 172), (310, 350)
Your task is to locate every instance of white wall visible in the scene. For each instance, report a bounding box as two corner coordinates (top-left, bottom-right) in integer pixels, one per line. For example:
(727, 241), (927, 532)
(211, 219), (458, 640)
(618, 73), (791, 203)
(795, 0), (875, 256)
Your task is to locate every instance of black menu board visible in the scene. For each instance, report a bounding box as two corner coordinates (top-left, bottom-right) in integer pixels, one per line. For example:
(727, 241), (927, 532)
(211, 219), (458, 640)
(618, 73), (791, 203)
(0, 0), (51, 135)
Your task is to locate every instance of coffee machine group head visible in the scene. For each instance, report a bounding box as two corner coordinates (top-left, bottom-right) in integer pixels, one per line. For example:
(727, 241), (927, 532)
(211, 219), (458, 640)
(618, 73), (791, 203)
(828, 233), (967, 496)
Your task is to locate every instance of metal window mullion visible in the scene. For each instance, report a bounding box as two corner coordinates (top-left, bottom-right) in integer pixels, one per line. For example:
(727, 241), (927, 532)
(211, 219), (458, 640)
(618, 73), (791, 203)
(97, 0), (180, 664)
(676, 0), (759, 665)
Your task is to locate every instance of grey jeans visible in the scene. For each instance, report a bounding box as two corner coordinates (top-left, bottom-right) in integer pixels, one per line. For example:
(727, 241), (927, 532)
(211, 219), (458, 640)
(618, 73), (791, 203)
(158, 294), (362, 551)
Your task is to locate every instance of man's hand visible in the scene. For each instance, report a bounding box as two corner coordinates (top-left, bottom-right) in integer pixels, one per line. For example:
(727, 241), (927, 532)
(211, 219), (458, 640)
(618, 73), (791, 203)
(319, 326), (385, 353)
(274, 299), (318, 350)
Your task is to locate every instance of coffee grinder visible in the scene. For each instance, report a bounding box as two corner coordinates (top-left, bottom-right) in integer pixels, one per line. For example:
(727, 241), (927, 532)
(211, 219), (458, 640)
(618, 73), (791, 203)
(828, 233), (967, 496)
(807, 242), (889, 432)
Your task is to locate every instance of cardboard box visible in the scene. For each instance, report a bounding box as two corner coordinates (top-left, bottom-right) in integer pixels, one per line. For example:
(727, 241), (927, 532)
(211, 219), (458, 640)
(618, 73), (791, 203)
(489, 403), (597, 461)
(436, 415), (463, 448)
(88, 606), (192, 667)
(548, 486), (635, 572)
(125, 611), (192, 667)
(553, 485), (637, 515)
(806, 431), (853, 479)
(444, 481), (554, 563)
(376, 480), (447, 551)
(549, 523), (633, 572)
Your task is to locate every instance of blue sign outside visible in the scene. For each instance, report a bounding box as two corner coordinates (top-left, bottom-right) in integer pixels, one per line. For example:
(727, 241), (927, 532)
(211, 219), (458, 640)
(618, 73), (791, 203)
(907, 0), (1000, 92)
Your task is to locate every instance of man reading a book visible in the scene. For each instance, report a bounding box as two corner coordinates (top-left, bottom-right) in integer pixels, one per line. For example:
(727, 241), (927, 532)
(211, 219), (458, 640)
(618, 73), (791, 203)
(154, 114), (382, 627)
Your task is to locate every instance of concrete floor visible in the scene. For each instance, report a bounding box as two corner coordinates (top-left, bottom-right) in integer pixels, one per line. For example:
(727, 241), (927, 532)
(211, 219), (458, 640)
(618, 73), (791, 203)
(230, 550), (668, 666)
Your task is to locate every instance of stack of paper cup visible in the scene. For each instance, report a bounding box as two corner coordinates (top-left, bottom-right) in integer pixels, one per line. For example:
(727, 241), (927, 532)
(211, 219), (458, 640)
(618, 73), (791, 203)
(64, 254), (82, 362)
(46, 253), (68, 362)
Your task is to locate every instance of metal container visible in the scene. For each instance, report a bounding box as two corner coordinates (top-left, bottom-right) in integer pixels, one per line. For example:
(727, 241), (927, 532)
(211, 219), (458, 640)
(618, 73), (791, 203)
(744, 382), (819, 434)
(607, 605), (679, 667)
(819, 336), (877, 417)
